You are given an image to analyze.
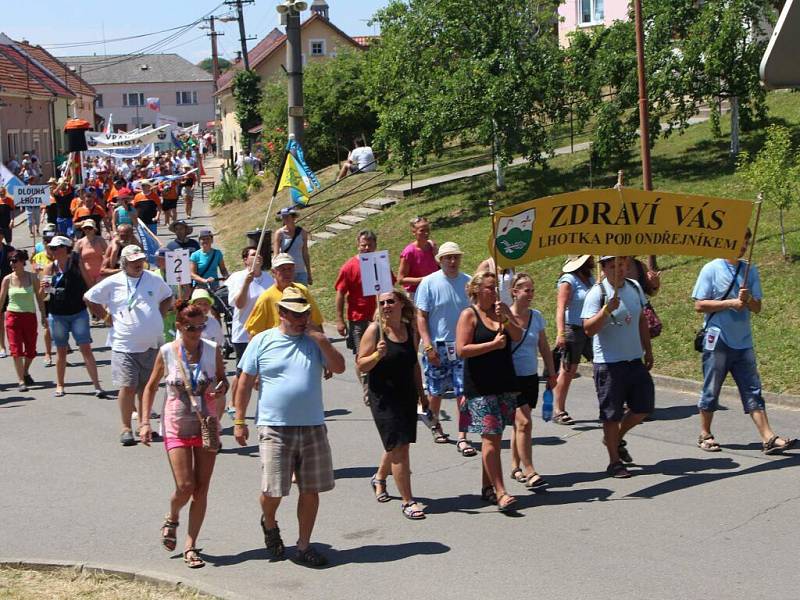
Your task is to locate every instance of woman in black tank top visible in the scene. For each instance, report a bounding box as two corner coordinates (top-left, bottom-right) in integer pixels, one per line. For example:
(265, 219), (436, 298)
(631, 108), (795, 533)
(358, 290), (426, 520)
(456, 271), (522, 512)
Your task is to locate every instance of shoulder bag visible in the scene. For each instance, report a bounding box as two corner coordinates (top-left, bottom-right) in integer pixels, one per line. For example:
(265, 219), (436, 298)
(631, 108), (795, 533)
(693, 262), (741, 352)
(173, 341), (220, 452)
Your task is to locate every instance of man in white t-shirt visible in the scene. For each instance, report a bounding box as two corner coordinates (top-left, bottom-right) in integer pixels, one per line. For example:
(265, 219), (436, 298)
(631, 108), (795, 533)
(85, 245), (173, 446)
(224, 246), (272, 412)
(335, 139), (377, 182)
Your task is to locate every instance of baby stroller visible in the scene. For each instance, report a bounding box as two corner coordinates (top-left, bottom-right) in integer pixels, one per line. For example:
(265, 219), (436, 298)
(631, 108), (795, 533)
(208, 285), (235, 359)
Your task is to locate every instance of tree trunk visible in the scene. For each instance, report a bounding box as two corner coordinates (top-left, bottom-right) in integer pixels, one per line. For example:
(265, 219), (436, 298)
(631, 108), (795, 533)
(780, 208), (787, 258)
(730, 96), (740, 157)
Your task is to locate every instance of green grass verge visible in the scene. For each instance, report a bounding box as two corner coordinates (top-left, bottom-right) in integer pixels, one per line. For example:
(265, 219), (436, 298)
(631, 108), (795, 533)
(217, 91), (800, 394)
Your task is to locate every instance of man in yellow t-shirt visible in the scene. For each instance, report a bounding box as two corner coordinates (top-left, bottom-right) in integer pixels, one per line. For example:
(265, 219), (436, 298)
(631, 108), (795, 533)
(245, 253), (323, 336)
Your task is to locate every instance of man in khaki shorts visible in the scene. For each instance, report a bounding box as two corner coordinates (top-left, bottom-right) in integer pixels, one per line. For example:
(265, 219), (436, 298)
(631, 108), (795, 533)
(234, 287), (345, 567)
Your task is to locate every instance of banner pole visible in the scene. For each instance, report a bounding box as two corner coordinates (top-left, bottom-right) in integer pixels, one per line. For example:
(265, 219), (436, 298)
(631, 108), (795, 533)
(742, 194), (763, 287)
(488, 196), (500, 296)
(252, 150), (289, 273)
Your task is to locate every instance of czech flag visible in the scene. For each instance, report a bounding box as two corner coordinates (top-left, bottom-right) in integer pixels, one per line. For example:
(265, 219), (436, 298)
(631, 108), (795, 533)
(277, 153), (314, 207)
(146, 97), (161, 111)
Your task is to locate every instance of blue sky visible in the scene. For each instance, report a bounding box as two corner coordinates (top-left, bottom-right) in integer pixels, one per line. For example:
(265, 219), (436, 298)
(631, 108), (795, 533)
(4, 0), (393, 64)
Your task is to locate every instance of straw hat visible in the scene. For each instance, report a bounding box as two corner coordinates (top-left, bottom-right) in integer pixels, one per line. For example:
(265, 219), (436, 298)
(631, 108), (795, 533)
(562, 255), (592, 273)
(435, 241), (463, 262)
(277, 286), (311, 313)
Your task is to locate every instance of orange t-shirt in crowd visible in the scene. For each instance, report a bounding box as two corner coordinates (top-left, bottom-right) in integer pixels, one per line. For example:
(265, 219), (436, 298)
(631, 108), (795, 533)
(106, 185), (119, 205)
(70, 197), (83, 215)
(160, 180), (179, 200)
(133, 190), (162, 208)
(73, 203), (107, 221)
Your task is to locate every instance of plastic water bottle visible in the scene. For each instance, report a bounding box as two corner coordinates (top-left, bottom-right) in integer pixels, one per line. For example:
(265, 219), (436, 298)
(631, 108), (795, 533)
(541, 387), (554, 422)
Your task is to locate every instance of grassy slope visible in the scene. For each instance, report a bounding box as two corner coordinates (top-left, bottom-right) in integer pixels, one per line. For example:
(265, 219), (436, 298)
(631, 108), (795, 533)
(216, 91), (800, 394)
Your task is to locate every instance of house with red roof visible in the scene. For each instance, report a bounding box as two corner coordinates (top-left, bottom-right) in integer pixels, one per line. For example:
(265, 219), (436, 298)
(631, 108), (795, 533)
(0, 33), (96, 179)
(217, 1), (365, 155)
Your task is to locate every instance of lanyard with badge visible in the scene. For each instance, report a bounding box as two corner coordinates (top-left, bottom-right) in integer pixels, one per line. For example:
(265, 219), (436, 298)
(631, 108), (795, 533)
(179, 343), (204, 412)
(118, 275), (143, 324)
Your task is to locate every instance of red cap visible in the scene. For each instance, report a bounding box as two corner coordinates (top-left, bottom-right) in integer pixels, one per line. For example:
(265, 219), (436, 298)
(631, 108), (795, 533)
(117, 187), (133, 198)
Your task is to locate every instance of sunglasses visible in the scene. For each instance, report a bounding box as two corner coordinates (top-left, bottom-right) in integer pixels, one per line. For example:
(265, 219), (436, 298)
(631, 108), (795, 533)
(183, 322), (207, 332)
(378, 299), (396, 306)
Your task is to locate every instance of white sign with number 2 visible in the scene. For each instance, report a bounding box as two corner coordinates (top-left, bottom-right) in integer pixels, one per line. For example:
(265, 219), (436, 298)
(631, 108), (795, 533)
(166, 249), (191, 285)
(359, 251), (393, 297)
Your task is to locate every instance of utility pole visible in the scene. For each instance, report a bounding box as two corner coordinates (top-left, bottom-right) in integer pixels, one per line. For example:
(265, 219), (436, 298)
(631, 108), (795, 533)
(225, 0), (256, 70)
(202, 16), (223, 89)
(633, 0), (658, 272)
(201, 15), (225, 156)
(286, 6), (304, 145)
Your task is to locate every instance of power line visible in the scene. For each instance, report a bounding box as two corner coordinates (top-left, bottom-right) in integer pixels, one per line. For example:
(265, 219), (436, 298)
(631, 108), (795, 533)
(41, 23), (201, 49)
(72, 3), (226, 75)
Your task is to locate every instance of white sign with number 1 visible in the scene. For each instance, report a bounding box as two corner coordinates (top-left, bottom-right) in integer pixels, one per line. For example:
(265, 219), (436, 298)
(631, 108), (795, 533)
(359, 251), (393, 297)
(166, 249), (191, 285)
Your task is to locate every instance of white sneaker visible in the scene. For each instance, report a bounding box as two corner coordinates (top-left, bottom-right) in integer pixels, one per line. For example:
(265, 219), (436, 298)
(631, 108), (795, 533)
(131, 411), (138, 421)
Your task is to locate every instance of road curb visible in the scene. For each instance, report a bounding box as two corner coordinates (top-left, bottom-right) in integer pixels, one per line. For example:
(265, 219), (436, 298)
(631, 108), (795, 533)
(0, 559), (246, 600)
(571, 362), (800, 410)
(321, 324), (800, 410)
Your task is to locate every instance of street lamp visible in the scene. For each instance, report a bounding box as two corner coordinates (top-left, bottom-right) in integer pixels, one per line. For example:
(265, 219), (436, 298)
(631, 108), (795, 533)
(276, 0), (307, 144)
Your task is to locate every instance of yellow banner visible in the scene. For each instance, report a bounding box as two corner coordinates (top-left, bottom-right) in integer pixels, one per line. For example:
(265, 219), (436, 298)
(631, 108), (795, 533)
(490, 188), (754, 267)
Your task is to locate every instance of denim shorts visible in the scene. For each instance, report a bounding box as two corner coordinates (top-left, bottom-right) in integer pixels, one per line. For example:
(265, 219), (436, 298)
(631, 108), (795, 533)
(593, 360), (655, 422)
(422, 342), (464, 398)
(699, 341), (765, 414)
(48, 310), (92, 348)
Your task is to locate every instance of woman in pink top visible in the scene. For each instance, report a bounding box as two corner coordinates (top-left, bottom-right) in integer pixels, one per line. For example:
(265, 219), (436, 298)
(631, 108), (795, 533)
(397, 217), (438, 298)
(140, 301), (229, 569)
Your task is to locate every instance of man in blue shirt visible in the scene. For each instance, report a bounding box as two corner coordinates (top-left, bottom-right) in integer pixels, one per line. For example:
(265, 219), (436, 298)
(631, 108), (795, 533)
(692, 229), (795, 455)
(582, 256), (654, 478)
(234, 286), (345, 567)
(415, 241), (474, 455)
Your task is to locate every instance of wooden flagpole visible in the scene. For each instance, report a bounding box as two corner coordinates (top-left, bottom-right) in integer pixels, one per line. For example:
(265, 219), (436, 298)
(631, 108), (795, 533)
(742, 194), (763, 287)
(251, 150), (289, 273)
(488, 197), (500, 295)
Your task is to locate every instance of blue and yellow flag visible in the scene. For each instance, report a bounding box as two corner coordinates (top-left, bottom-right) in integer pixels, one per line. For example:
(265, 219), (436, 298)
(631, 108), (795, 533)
(277, 153), (315, 206)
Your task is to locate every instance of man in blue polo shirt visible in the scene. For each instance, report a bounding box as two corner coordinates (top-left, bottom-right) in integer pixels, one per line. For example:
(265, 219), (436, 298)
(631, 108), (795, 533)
(582, 256), (654, 479)
(415, 241), (474, 455)
(234, 286), (345, 567)
(692, 229), (795, 455)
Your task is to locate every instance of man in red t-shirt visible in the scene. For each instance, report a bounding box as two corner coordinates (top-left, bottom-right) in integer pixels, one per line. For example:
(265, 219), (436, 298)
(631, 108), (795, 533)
(334, 230), (395, 403)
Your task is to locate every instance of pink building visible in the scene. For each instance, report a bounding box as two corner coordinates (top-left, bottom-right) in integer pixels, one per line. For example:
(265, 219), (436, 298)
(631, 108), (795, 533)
(558, 0), (630, 46)
(61, 54), (214, 132)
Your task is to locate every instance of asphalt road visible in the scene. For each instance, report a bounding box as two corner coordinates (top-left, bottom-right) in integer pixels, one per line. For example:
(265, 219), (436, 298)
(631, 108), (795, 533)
(1, 163), (799, 599)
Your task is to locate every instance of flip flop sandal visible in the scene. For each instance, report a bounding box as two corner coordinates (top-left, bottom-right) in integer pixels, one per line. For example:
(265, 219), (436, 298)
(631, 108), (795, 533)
(401, 501), (426, 520)
(295, 546), (329, 568)
(510, 467), (526, 482)
(606, 461), (631, 479)
(763, 435), (797, 455)
(697, 433), (721, 452)
(456, 439), (477, 457)
(161, 516), (178, 552)
(183, 547), (205, 569)
(480, 485), (497, 505)
(431, 424), (450, 444)
(524, 473), (549, 490)
(552, 412), (575, 426)
(370, 476), (391, 502)
(496, 493), (517, 513)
